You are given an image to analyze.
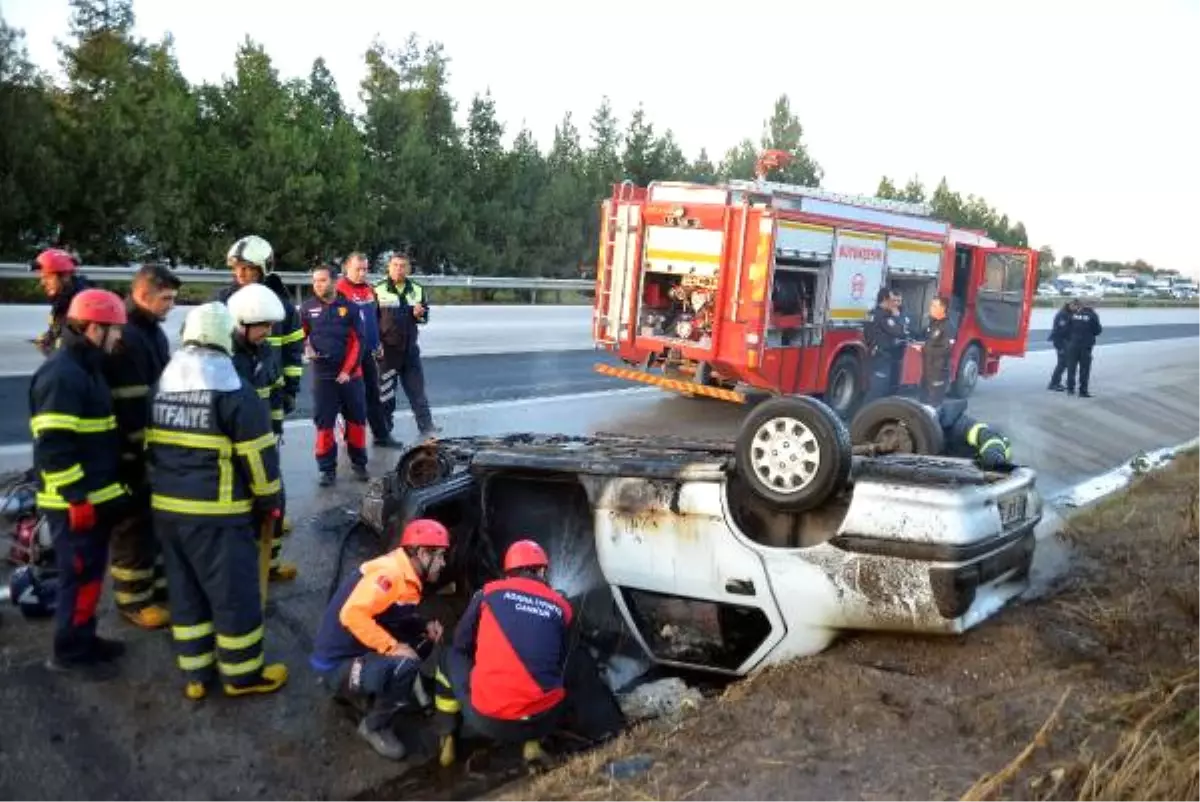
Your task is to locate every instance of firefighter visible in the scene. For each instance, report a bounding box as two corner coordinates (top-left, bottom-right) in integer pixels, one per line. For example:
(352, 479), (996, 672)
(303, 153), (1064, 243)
(337, 252), (395, 446)
(919, 295), (953, 406)
(146, 302), (287, 700)
(373, 253), (439, 440)
(938, 400), (1014, 470)
(1064, 298), (1102, 397)
(32, 248), (92, 358)
(226, 283), (297, 583)
(104, 263), (180, 630)
(29, 288), (129, 679)
(300, 265), (369, 486)
(861, 288), (905, 405)
(433, 539), (573, 768)
(309, 518), (450, 761)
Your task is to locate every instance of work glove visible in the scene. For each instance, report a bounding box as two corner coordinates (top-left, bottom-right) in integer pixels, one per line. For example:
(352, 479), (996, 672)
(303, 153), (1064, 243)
(68, 500), (96, 533)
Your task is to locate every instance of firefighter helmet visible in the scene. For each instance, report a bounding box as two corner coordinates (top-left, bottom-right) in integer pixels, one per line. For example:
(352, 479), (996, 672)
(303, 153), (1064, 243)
(226, 235), (274, 272)
(503, 540), (549, 573)
(181, 302), (235, 355)
(226, 282), (285, 326)
(67, 289), (127, 326)
(34, 248), (78, 275)
(399, 518), (450, 550)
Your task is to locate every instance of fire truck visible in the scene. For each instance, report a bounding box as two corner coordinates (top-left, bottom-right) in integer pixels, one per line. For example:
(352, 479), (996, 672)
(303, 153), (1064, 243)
(591, 155), (1038, 418)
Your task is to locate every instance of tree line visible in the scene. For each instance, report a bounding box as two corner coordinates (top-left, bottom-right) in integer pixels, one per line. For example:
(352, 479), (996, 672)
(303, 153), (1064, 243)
(0, 0), (1080, 280)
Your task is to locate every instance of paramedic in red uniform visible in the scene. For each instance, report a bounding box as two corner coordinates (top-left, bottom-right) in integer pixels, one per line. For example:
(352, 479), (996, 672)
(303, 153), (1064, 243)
(433, 539), (573, 767)
(299, 265), (369, 486)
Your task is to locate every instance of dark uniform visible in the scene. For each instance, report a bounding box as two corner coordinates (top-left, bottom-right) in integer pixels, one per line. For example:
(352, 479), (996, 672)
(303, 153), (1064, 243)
(373, 275), (435, 436)
(36, 274), (93, 357)
(299, 294), (368, 476)
(1064, 305), (1102, 396)
(938, 400), (1013, 470)
(147, 347), (283, 692)
(29, 327), (128, 663)
(104, 301), (171, 617)
(215, 281), (304, 428)
(337, 276), (392, 441)
(862, 305), (905, 405)
(920, 316), (953, 406)
(1046, 303), (1071, 390)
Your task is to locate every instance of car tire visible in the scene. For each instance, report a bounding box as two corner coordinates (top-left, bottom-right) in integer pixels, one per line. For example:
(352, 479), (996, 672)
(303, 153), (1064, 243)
(824, 351), (862, 420)
(735, 395), (852, 512)
(951, 344), (983, 398)
(849, 396), (946, 456)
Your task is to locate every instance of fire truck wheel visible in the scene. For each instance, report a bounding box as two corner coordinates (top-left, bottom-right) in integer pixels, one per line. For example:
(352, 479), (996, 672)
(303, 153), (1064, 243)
(951, 344), (983, 398)
(735, 396), (852, 512)
(824, 351), (863, 420)
(849, 396), (946, 456)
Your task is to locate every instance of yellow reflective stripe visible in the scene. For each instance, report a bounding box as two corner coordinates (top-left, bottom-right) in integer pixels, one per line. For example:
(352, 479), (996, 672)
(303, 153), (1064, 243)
(256, 386), (271, 399)
(216, 625), (264, 651)
(265, 335), (283, 346)
(966, 422), (987, 448)
(36, 481), (126, 510)
(271, 377), (285, 388)
(42, 463), (84, 489)
(145, 428), (232, 454)
(219, 654), (265, 677)
(115, 588), (154, 605)
(77, 416), (117, 433)
(173, 621), (214, 641)
(282, 366), (303, 378)
(243, 450), (279, 496)
(179, 653), (215, 671)
(111, 385), (149, 399)
(271, 410), (284, 421)
(280, 328), (306, 345)
(111, 565), (154, 582)
(30, 413), (81, 435)
(435, 696), (461, 714)
(234, 433), (276, 455)
(151, 495), (254, 515)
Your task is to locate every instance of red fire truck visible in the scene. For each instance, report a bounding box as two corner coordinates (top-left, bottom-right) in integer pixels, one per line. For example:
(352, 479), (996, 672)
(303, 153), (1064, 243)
(592, 161), (1038, 418)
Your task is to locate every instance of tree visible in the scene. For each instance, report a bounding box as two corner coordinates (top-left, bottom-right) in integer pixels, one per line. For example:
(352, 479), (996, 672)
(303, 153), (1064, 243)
(1061, 255), (1077, 272)
(876, 176), (899, 199)
(759, 94), (822, 186)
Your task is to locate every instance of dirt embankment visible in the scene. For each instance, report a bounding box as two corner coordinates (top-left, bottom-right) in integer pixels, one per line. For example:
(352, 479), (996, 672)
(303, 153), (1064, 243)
(496, 451), (1200, 802)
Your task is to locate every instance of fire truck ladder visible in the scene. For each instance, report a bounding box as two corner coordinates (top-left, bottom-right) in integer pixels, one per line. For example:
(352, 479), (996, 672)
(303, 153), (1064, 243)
(726, 179), (934, 217)
(595, 180), (637, 344)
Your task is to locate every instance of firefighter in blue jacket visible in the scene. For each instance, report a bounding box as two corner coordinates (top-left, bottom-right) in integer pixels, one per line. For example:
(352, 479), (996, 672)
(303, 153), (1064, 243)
(300, 265), (369, 486)
(29, 288), (130, 680)
(147, 303), (287, 700)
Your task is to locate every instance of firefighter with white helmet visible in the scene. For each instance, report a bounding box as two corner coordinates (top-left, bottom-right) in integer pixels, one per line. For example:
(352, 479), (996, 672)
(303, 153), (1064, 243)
(147, 302), (288, 700)
(226, 283), (298, 582)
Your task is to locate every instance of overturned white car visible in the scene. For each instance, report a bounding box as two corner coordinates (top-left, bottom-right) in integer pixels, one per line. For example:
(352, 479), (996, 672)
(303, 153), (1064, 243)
(360, 396), (1042, 679)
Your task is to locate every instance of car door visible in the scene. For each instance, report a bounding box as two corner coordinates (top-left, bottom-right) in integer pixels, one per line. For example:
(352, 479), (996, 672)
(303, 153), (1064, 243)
(970, 247), (1036, 356)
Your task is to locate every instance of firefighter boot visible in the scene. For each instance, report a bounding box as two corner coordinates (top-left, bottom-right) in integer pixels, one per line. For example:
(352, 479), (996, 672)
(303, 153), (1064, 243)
(185, 680), (212, 701)
(122, 604), (170, 630)
(223, 663), (289, 697)
(357, 719), (406, 761)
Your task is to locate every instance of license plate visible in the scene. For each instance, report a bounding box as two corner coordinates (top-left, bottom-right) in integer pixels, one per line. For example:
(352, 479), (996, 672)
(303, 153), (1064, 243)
(998, 492), (1027, 526)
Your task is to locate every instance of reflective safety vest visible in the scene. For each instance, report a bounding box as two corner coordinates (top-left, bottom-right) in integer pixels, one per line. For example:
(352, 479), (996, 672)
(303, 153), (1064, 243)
(373, 278), (427, 353)
(28, 329), (127, 511)
(232, 337), (285, 431)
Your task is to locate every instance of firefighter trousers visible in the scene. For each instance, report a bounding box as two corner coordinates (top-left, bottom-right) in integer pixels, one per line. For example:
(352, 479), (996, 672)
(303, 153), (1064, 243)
(432, 648), (563, 744)
(48, 509), (114, 661)
(379, 348), (433, 434)
(313, 376), (368, 473)
(360, 355), (391, 441)
(270, 485), (288, 571)
(920, 360), (950, 406)
(156, 517), (268, 689)
(109, 488), (167, 613)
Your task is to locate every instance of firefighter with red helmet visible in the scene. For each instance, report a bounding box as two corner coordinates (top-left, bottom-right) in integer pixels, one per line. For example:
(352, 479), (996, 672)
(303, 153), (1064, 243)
(310, 518), (451, 760)
(28, 288), (130, 680)
(32, 248), (92, 357)
(433, 539), (573, 768)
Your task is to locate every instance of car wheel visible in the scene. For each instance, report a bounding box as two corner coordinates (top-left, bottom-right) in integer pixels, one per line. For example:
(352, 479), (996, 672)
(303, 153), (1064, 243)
(849, 396), (946, 456)
(951, 344), (983, 398)
(824, 351), (862, 420)
(735, 395), (852, 512)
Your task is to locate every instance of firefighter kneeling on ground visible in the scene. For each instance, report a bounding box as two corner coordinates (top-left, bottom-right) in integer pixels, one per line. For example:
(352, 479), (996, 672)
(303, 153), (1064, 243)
(938, 400), (1014, 470)
(309, 519), (450, 760)
(225, 283), (298, 582)
(147, 303), (288, 700)
(433, 540), (573, 769)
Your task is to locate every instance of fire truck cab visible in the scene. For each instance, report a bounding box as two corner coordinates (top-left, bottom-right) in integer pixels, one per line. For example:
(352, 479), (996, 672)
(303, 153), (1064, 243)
(592, 175), (1038, 418)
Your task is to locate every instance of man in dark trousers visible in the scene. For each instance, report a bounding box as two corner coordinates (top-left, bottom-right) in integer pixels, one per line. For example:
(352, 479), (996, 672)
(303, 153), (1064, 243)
(1046, 299), (1074, 392)
(1064, 297), (1103, 397)
(32, 248), (92, 358)
(373, 253), (439, 440)
(861, 288), (905, 406)
(919, 295), (953, 406)
(29, 288), (130, 680)
(300, 265), (370, 486)
(336, 252), (396, 447)
(104, 263), (180, 630)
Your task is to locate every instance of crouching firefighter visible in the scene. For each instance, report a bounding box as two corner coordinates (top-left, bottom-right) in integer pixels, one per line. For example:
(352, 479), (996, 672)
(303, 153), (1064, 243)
(29, 288), (130, 679)
(225, 283), (297, 583)
(433, 540), (573, 768)
(146, 302), (288, 700)
(938, 400), (1014, 470)
(310, 519), (451, 760)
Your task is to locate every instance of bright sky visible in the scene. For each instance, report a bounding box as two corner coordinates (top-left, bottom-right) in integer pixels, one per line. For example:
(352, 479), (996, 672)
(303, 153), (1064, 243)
(5, 0), (1198, 276)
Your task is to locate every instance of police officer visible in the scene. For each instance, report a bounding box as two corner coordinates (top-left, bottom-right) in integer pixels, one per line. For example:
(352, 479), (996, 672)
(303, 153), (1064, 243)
(1046, 300), (1073, 392)
(861, 288), (905, 406)
(310, 518), (450, 760)
(29, 288), (129, 679)
(226, 283), (297, 583)
(938, 400), (1014, 470)
(433, 539), (573, 768)
(105, 263), (180, 630)
(31, 248), (92, 358)
(1064, 298), (1102, 397)
(336, 252), (395, 446)
(147, 303), (287, 701)
(919, 295), (953, 406)
(300, 265), (369, 486)
(373, 253), (438, 440)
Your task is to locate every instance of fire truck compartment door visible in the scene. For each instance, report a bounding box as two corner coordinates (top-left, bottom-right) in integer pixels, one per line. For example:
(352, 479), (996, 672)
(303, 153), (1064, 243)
(828, 230), (886, 322)
(605, 203), (642, 343)
(971, 247), (1034, 353)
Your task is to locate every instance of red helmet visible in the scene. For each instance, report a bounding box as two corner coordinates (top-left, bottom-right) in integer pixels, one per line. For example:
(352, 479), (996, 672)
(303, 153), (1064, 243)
(503, 539), (549, 573)
(398, 518), (450, 550)
(36, 249), (78, 274)
(66, 289), (127, 326)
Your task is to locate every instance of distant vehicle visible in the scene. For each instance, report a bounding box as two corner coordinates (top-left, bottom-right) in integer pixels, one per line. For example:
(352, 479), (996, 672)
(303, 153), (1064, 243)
(1037, 284), (1061, 297)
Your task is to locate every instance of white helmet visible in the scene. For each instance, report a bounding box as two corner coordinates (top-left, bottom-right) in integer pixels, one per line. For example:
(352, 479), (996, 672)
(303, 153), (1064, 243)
(181, 302), (235, 355)
(226, 283), (285, 327)
(226, 235), (274, 272)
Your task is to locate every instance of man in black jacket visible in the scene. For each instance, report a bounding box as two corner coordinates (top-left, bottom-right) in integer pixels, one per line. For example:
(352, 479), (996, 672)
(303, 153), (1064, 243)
(920, 295), (953, 405)
(1046, 300), (1073, 391)
(32, 248), (92, 358)
(104, 264), (180, 630)
(373, 254), (439, 439)
(861, 288), (905, 406)
(1064, 298), (1103, 397)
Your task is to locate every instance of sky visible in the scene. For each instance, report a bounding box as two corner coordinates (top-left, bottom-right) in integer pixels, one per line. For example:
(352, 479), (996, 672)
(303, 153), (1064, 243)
(4, 0), (1199, 276)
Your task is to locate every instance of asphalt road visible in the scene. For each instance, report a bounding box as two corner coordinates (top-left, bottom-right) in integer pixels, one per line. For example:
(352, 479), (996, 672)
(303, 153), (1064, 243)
(2, 323), (1195, 445)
